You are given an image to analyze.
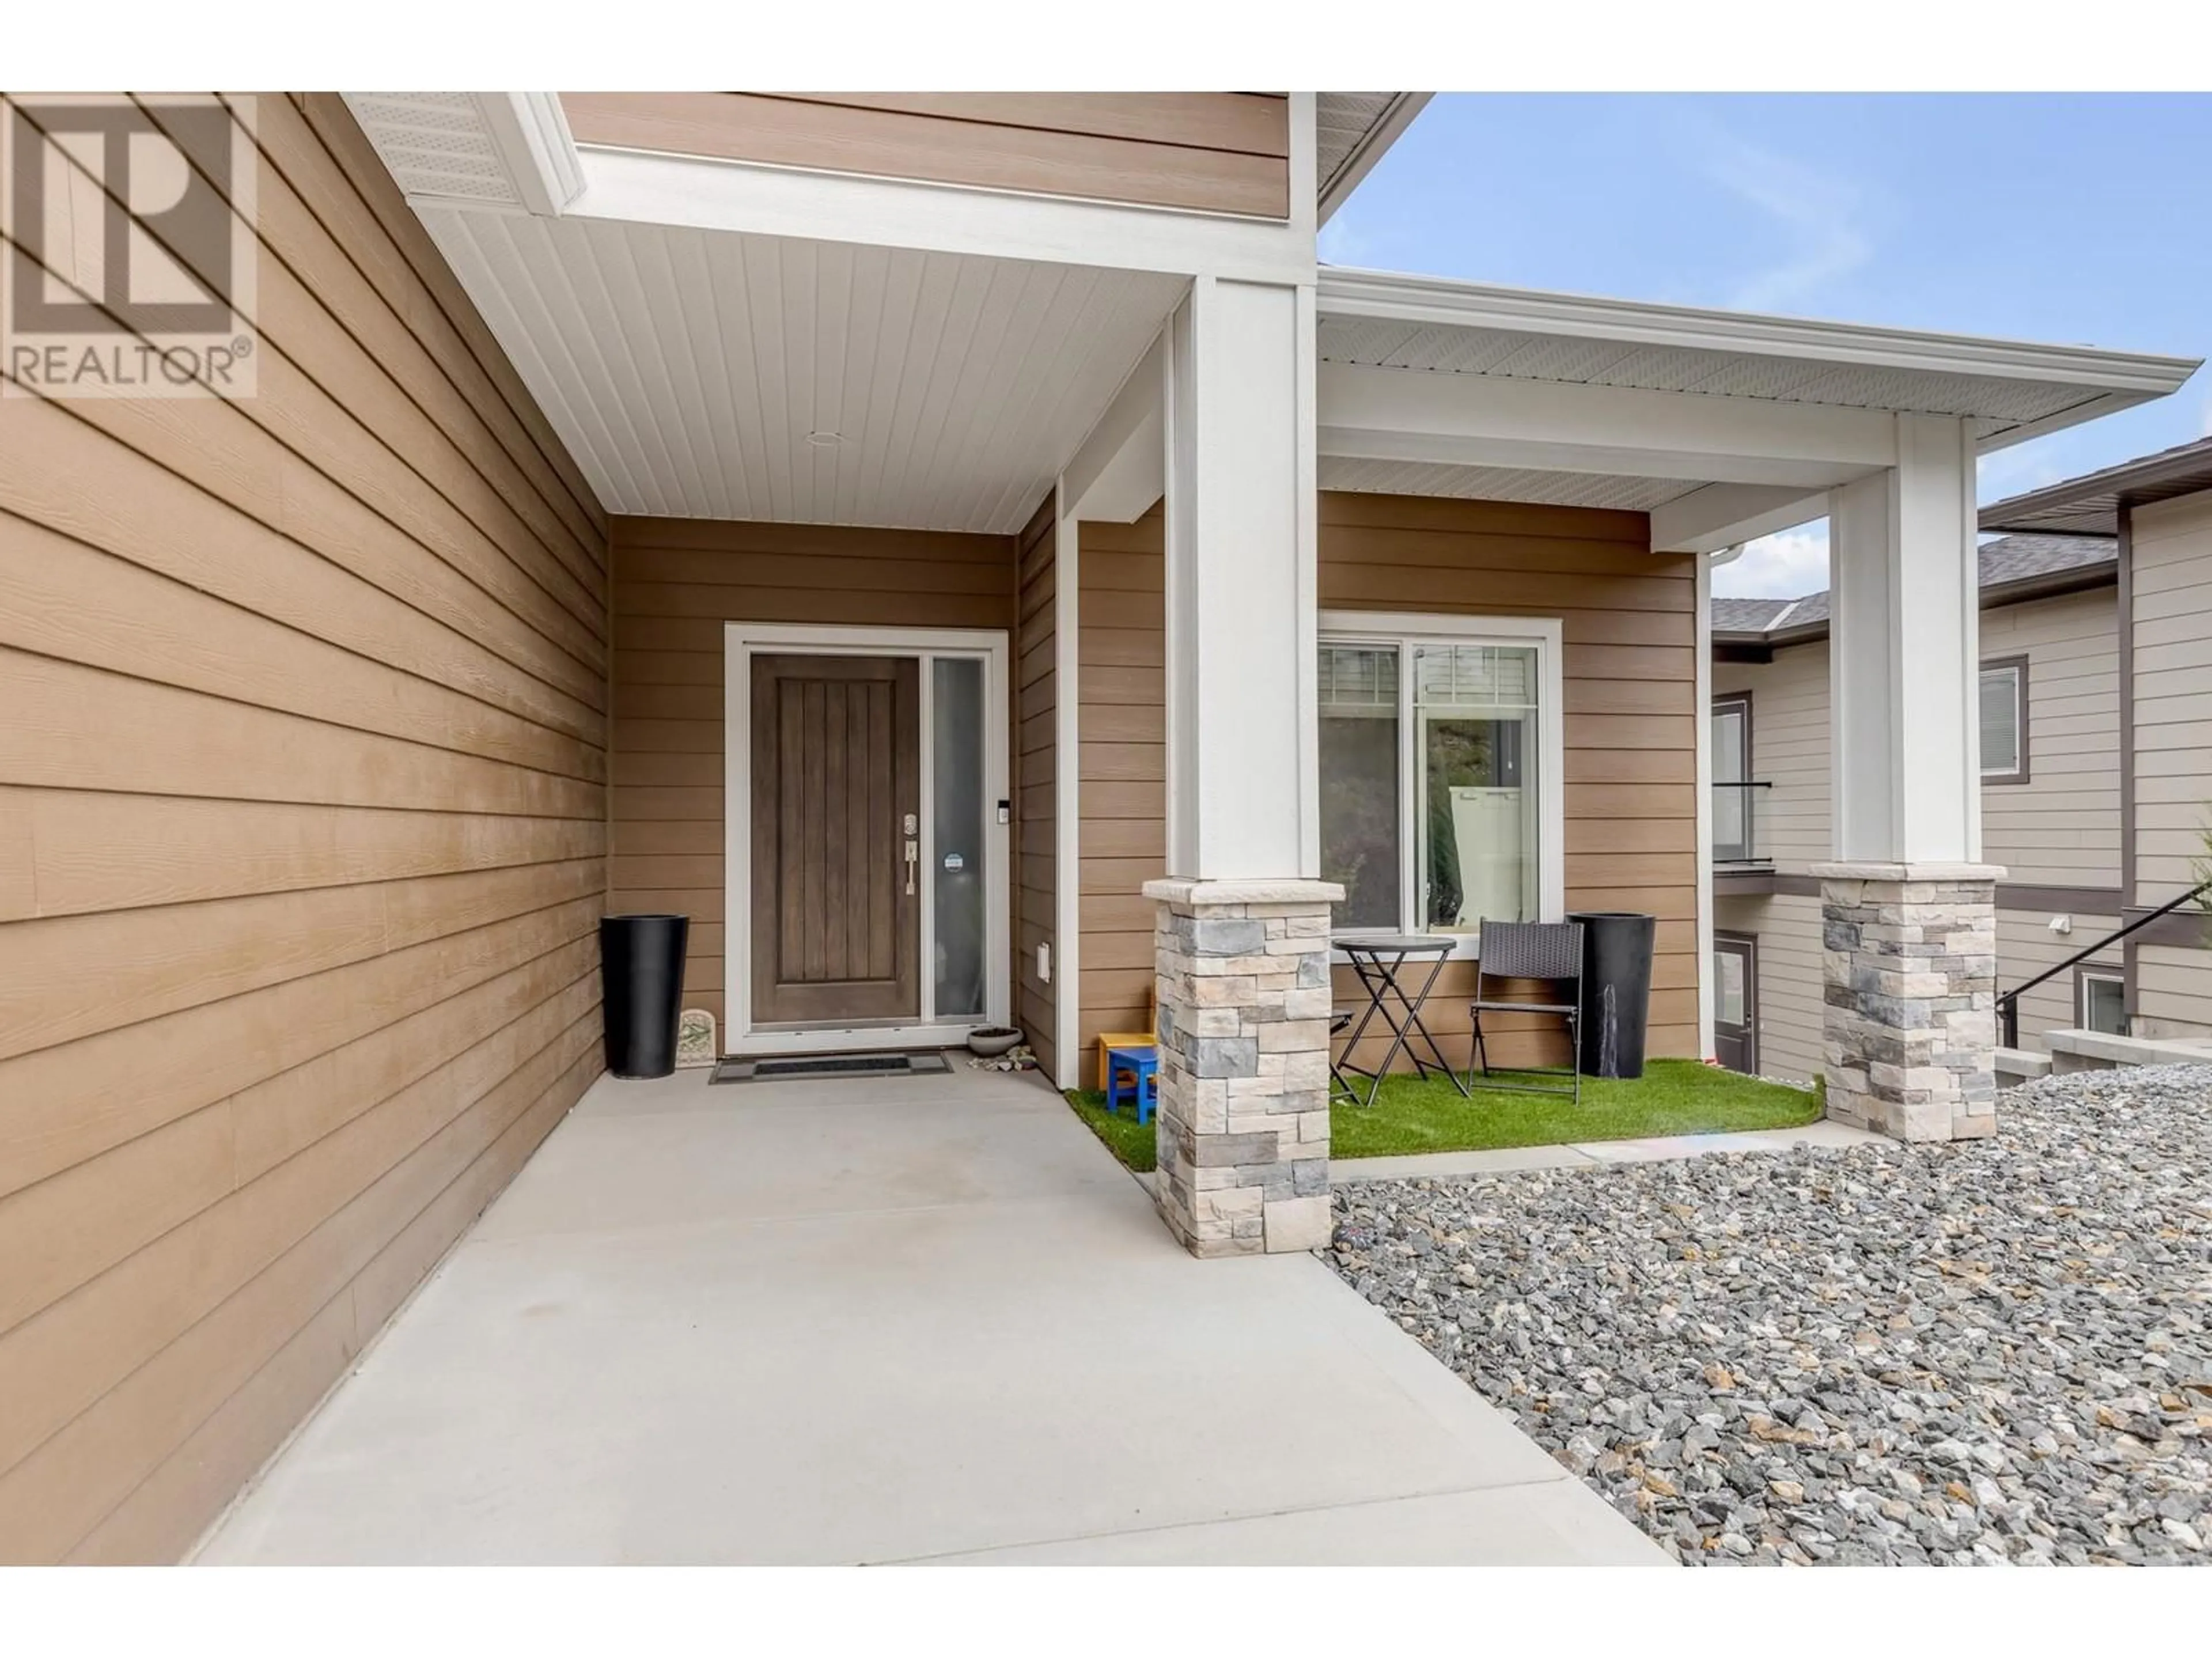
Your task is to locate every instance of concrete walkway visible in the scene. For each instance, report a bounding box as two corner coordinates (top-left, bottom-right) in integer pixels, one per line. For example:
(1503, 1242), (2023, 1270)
(1333, 1116), (1887, 1184)
(195, 1066), (1662, 1565)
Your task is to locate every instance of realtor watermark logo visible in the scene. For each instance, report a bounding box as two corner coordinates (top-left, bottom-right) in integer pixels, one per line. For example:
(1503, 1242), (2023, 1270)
(2, 94), (257, 399)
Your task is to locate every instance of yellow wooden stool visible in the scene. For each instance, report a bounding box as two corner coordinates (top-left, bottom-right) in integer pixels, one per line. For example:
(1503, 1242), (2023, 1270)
(1094, 988), (1161, 1092)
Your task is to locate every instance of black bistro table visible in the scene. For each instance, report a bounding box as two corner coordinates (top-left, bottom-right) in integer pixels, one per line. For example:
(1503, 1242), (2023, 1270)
(1330, 933), (1470, 1108)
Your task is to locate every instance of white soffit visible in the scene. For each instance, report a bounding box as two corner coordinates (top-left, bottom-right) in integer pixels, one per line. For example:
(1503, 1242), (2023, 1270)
(412, 208), (1184, 531)
(1316, 93), (1429, 220)
(1317, 268), (2200, 447)
(344, 93), (523, 206)
(1320, 456), (1702, 513)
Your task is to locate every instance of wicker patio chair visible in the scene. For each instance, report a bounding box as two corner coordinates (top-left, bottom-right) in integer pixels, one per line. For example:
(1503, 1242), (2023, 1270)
(1465, 919), (1584, 1103)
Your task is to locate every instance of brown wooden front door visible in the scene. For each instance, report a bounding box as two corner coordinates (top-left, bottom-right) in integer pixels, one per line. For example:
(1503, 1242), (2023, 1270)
(750, 654), (921, 1026)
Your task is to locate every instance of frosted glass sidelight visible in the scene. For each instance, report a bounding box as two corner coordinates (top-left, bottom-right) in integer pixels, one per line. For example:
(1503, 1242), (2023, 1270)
(932, 657), (987, 1020)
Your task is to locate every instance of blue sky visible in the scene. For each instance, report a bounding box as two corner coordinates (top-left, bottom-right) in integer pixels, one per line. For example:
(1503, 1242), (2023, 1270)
(1328, 93), (2212, 598)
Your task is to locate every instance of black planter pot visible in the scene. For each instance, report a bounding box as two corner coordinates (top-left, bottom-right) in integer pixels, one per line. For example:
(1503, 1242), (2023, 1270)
(1567, 910), (1656, 1080)
(600, 914), (690, 1079)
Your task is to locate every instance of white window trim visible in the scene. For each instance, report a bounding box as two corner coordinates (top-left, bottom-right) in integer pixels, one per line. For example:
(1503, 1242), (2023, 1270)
(2077, 964), (2127, 1036)
(1979, 658), (2028, 783)
(1316, 610), (1567, 960)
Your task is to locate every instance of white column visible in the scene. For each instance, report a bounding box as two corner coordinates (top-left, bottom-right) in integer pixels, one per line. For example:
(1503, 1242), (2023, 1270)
(1051, 475), (1081, 1088)
(1819, 412), (2001, 1143)
(1162, 275), (1318, 880)
(1694, 546), (1717, 1061)
(1827, 413), (1983, 865)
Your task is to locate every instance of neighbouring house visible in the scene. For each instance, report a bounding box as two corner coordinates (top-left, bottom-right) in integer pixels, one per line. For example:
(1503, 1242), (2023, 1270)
(1710, 532), (2127, 1076)
(1707, 437), (2212, 1077)
(0, 90), (2198, 1562)
(1980, 437), (2212, 1043)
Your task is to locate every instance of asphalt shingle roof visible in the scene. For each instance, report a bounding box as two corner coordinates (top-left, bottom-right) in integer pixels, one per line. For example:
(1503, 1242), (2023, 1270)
(1711, 533), (2114, 638)
(1981, 435), (2212, 537)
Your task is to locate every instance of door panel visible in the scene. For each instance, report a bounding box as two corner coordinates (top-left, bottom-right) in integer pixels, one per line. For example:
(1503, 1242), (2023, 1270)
(1713, 932), (1757, 1073)
(751, 654), (920, 1025)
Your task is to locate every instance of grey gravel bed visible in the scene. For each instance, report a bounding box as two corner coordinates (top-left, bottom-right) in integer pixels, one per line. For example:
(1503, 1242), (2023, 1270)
(1328, 1065), (2212, 1565)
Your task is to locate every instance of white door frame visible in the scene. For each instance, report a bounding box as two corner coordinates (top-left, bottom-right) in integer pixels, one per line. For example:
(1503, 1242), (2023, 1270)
(724, 622), (1012, 1055)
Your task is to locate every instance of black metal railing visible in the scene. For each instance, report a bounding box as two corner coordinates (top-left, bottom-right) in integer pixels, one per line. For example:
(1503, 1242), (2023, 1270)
(1712, 779), (1774, 866)
(1998, 879), (2212, 1047)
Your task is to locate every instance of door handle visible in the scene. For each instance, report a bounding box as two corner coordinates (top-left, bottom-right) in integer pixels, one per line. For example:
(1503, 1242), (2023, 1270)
(904, 839), (918, 896)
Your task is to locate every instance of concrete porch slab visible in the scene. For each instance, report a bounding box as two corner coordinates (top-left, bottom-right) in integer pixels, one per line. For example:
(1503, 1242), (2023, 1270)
(194, 1066), (1661, 1566)
(923, 1480), (1666, 1566)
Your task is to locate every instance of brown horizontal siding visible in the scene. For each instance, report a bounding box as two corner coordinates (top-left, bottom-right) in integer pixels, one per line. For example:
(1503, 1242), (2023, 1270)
(1317, 492), (1700, 1063)
(1013, 499), (1059, 1078)
(1062, 491), (1701, 1077)
(608, 514), (1019, 1033)
(1075, 510), (1167, 1083)
(561, 92), (1291, 218)
(0, 93), (608, 1563)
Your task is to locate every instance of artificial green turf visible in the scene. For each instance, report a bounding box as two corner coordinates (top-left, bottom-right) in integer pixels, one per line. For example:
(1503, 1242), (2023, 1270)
(1065, 1060), (1820, 1173)
(1065, 1088), (1160, 1172)
(1328, 1059), (1823, 1160)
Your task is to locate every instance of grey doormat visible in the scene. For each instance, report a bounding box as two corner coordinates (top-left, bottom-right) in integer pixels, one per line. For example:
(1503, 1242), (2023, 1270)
(710, 1051), (953, 1085)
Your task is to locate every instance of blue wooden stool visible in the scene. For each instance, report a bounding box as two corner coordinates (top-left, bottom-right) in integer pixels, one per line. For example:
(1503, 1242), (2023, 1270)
(1104, 1045), (1158, 1126)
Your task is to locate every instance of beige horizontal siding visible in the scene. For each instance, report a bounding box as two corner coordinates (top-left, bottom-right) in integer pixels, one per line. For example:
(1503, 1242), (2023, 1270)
(561, 92), (1292, 219)
(1713, 641), (1831, 874)
(1981, 588), (2120, 888)
(0, 93), (608, 1563)
(1997, 908), (2121, 1053)
(1714, 892), (1825, 1082)
(607, 516), (1019, 1031)
(2128, 493), (2212, 903)
(2136, 942), (2212, 1040)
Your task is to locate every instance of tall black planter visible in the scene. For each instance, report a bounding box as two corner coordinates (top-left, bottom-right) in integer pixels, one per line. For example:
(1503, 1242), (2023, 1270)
(1567, 910), (1656, 1080)
(600, 914), (690, 1079)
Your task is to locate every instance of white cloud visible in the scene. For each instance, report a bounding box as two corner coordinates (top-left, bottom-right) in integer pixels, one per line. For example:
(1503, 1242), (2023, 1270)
(1713, 524), (1830, 599)
(1694, 126), (1873, 315)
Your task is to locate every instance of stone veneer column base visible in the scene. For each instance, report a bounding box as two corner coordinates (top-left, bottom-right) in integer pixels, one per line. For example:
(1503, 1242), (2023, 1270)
(1141, 877), (1344, 1258)
(1813, 861), (2003, 1143)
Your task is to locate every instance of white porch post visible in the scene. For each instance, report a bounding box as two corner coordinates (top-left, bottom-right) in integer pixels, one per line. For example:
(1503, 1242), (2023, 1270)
(1817, 414), (2002, 1141)
(1162, 276), (1317, 881)
(1145, 271), (1341, 1258)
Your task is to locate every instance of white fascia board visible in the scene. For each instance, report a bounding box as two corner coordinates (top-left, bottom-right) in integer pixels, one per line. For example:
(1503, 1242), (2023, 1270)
(1286, 93), (1319, 246)
(1319, 423), (1871, 490)
(565, 146), (1317, 285)
(1320, 360), (1898, 486)
(1973, 389), (2147, 454)
(1651, 482), (1835, 554)
(1317, 93), (1432, 225)
(1319, 268), (2201, 402)
(475, 93), (584, 217)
